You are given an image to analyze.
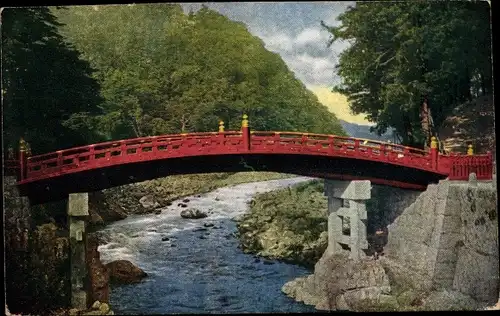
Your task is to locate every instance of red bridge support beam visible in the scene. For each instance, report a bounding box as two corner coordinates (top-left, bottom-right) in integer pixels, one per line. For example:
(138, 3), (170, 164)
(242, 114), (250, 151)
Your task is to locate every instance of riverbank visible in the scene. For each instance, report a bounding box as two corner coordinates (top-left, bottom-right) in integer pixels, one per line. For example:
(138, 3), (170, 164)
(89, 172), (293, 227)
(236, 179), (328, 268)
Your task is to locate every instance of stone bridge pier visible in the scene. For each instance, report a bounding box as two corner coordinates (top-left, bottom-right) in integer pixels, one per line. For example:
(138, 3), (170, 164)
(67, 192), (90, 310)
(324, 180), (371, 261)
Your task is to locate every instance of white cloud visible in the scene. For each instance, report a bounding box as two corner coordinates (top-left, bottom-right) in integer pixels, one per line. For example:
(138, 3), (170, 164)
(295, 28), (325, 46)
(263, 33), (295, 53)
(181, 2), (353, 87)
(258, 26), (348, 88)
(284, 53), (337, 88)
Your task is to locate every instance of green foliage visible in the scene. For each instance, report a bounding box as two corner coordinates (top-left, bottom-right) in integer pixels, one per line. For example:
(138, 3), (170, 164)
(54, 4), (345, 141)
(2, 7), (103, 153)
(3, 4), (345, 156)
(238, 179), (328, 267)
(323, 1), (492, 146)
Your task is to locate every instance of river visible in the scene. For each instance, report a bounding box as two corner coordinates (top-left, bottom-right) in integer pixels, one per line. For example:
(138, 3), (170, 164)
(97, 177), (318, 314)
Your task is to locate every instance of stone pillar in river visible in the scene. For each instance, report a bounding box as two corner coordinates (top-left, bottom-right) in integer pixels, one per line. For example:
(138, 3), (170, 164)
(68, 193), (89, 309)
(324, 180), (371, 261)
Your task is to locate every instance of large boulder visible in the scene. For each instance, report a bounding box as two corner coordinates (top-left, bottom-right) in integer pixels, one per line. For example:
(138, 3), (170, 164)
(105, 260), (147, 284)
(282, 252), (391, 311)
(180, 208), (208, 219)
(139, 195), (160, 210)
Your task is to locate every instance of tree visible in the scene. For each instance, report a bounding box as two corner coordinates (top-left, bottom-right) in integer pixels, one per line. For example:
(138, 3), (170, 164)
(323, 1), (492, 146)
(2, 7), (104, 154)
(55, 4), (346, 140)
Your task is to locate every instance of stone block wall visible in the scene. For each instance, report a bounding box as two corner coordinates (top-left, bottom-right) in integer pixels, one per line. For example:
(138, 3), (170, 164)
(384, 177), (499, 303)
(452, 181), (499, 302)
(366, 185), (420, 234)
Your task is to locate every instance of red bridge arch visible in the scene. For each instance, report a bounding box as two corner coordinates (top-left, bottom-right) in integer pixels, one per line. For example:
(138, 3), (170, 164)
(6, 118), (493, 204)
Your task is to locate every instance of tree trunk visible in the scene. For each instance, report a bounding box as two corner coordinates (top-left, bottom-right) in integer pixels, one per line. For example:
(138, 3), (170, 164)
(180, 114), (189, 133)
(131, 119), (141, 138)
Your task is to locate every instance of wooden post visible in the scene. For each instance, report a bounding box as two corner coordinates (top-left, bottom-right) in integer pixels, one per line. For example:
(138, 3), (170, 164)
(431, 136), (438, 170)
(19, 138), (26, 181)
(242, 114), (250, 151)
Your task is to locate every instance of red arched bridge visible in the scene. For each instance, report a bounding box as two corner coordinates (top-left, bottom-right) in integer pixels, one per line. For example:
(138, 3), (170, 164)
(5, 115), (493, 204)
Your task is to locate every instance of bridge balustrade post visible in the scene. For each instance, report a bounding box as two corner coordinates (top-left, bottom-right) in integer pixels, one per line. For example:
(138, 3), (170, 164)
(218, 121), (225, 148)
(151, 137), (158, 155)
(431, 136), (438, 170)
(89, 145), (95, 161)
(328, 136), (334, 154)
(67, 192), (90, 310)
(57, 151), (63, 167)
(241, 114), (250, 151)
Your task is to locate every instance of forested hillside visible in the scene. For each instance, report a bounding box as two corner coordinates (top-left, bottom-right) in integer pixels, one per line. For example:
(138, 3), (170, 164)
(53, 4), (345, 143)
(2, 4), (344, 157)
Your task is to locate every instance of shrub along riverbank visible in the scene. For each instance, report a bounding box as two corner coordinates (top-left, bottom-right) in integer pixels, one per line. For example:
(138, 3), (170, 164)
(236, 179), (329, 268)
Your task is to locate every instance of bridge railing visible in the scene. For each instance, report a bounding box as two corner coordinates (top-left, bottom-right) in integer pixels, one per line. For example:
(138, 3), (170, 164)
(10, 116), (493, 183)
(20, 130), (446, 181)
(24, 131), (247, 180)
(447, 152), (493, 180)
(250, 131), (432, 168)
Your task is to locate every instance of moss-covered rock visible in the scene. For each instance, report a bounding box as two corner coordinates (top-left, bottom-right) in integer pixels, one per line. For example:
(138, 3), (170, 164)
(237, 179), (328, 267)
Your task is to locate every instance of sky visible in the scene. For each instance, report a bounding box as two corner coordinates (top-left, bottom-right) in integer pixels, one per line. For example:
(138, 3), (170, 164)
(180, 2), (372, 125)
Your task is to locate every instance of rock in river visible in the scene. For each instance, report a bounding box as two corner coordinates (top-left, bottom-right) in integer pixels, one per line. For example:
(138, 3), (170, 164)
(139, 195), (160, 210)
(105, 260), (148, 284)
(180, 208), (208, 219)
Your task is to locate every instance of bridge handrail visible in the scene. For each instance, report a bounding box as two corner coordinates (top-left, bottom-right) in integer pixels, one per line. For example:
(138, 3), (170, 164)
(25, 130), (435, 170)
(27, 131), (243, 162)
(12, 128), (492, 183)
(250, 131), (428, 155)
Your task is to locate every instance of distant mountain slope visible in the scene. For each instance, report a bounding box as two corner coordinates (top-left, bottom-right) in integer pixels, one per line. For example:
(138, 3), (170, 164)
(339, 120), (395, 142)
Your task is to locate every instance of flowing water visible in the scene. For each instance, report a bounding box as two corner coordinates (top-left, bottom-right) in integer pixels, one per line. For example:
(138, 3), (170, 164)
(97, 177), (318, 314)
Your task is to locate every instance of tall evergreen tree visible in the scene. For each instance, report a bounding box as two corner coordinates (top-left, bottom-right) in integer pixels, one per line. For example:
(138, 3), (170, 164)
(2, 7), (103, 154)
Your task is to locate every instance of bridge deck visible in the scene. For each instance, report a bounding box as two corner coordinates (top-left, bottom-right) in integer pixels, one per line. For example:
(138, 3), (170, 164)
(6, 130), (492, 204)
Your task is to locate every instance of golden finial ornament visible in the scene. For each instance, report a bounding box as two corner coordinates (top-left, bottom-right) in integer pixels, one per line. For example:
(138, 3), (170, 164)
(19, 138), (26, 152)
(219, 120), (225, 132)
(467, 144), (473, 155)
(430, 136), (437, 149)
(242, 114), (248, 128)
